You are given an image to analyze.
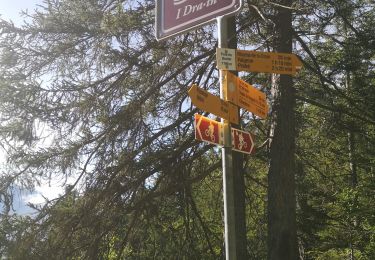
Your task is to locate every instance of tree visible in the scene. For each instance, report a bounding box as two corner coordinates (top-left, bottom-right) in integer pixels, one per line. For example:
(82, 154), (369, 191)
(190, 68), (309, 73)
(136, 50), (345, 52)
(266, 0), (298, 259)
(0, 0), (226, 257)
(1, 0), (374, 259)
(293, 0), (375, 258)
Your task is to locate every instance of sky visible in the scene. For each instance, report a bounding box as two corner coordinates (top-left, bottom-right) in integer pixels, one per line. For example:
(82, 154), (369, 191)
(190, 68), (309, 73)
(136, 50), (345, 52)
(0, 0), (43, 23)
(0, 0), (66, 214)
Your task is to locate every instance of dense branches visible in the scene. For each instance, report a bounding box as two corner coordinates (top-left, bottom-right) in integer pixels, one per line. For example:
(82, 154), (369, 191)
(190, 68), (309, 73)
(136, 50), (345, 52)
(0, 0), (374, 259)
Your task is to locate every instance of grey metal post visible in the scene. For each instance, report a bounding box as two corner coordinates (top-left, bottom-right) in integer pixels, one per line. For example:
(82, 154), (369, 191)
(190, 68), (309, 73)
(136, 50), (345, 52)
(217, 16), (237, 260)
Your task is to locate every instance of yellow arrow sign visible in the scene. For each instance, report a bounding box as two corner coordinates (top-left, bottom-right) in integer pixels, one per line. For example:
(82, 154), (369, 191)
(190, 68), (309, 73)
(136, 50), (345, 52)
(217, 48), (302, 75)
(188, 84), (239, 124)
(223, 71), (268, 119)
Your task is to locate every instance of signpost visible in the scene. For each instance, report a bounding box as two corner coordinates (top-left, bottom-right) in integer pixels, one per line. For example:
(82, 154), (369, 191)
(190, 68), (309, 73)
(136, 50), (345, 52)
(188, 84), (239, 124)
(231, 128), (255, 154)
(223, 71), (268, 119)
(194, 114), (224, 146)
(217, 48), (303, 75)
(154, 1), (280, 258)
(155, 0), (242, 40)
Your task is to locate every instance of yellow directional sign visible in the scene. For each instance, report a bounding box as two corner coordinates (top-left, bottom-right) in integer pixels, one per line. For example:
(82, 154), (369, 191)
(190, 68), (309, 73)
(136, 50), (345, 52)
(188, 84), (239, 124)
(223, 71), (268, 119)
(217, 48), (302, 75)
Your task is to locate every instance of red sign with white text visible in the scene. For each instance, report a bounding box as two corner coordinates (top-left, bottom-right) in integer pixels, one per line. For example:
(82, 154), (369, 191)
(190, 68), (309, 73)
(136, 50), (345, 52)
(231, 128), (255, 154)
(195, 114), (224, 146)
(156, 0), (242, 40)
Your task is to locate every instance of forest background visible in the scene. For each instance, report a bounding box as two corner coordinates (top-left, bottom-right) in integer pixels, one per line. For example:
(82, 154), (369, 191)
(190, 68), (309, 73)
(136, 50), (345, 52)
(0, 0), (374, 259)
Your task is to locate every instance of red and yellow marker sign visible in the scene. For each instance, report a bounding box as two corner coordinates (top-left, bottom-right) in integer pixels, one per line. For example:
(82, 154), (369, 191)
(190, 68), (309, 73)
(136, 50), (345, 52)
(217, 48), (302, 75)
(194, 114), (224, 146)
(223, 71), (268, 119)
(194, 114), (256, 154)
(231, 128), (255, 154)
(188, 84), (239, 124)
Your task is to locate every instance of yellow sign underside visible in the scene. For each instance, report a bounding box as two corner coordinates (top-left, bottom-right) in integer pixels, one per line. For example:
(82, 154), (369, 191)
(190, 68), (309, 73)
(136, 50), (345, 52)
(188, 84), (239, 124)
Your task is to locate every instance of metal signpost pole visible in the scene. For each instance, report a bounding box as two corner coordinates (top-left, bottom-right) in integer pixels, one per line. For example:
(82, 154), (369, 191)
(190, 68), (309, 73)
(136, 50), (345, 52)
(217, 16), (237, 260)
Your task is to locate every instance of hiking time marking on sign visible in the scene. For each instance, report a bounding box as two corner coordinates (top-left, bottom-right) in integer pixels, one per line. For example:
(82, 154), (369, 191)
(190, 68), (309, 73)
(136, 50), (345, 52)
(217, 48), (303, 75)
(223, 71), (268, 119)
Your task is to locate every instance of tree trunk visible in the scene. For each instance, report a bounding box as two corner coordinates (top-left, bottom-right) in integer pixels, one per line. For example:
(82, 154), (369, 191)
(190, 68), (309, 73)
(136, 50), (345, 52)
(267, 0), (298, 259)
(346, 71), (357, 260)
(346, 72), (358, 188)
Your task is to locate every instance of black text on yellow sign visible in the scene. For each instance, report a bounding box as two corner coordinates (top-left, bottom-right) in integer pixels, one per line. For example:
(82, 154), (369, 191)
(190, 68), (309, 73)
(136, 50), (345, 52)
(188, 84), (239, 124)
(223, 71), (268, 119)
(217, 48), (303, 76)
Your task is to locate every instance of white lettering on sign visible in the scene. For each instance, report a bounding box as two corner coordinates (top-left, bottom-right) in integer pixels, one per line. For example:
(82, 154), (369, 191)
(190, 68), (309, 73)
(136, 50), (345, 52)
(176, 0), (218, 19)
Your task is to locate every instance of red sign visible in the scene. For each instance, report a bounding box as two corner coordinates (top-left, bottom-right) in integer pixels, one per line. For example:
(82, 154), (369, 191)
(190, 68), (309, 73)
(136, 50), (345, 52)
(231, 128), (255, 154)
(156, 0), (242, 40)
(195, 114), (224, 146)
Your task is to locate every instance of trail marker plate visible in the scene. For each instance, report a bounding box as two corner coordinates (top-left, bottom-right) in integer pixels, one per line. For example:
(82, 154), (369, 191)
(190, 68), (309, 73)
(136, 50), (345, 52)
(217, 48), (303, 75)
(188, 84), (239, 124)
(224, 71), (268, 118)
(195, 114), (224, 146)
(231, 127), (255, 154)
(194, 114), (255, 154)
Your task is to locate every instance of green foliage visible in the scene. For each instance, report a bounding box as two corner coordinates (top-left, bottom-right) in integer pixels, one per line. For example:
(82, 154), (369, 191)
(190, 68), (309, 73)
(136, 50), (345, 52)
(0, 0), (374, 259)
